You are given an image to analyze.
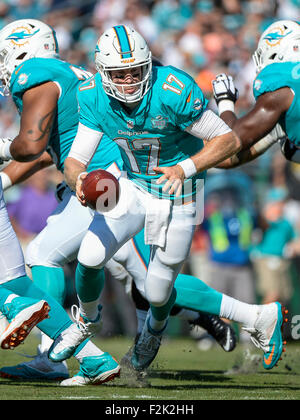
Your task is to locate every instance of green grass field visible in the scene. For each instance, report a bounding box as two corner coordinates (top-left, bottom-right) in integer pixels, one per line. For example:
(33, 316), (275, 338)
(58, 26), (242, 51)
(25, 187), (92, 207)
(0, 335), (299, 400)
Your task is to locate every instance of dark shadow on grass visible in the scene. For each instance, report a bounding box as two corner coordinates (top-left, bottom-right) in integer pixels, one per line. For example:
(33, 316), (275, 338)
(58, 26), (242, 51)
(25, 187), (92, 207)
(0, 379), (61, 387)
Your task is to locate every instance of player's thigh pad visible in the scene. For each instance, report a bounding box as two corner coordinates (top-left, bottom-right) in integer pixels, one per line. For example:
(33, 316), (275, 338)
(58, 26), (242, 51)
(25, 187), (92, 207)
(145, 202), (196, 306)
(109, 238), (148, 297)
(26, 188), (94, 267)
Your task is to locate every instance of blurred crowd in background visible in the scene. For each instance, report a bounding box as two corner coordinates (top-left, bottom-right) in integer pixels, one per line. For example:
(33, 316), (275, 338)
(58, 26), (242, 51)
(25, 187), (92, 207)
(1, 0), (300, 345)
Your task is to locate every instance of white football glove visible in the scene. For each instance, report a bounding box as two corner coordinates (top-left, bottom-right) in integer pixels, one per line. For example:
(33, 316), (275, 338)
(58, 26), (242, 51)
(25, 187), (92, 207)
(212, 73), (239, 105)
(0, 138), (13, 165)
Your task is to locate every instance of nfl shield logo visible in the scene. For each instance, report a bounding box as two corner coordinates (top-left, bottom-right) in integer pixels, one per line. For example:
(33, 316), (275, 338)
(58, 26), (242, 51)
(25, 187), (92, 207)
(151, 115), (168, 129)
(127, 120), (134, 129)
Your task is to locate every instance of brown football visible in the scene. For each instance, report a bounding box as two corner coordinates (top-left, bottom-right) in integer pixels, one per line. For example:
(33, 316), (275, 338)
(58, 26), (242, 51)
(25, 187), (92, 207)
(81, 169), (120, 212)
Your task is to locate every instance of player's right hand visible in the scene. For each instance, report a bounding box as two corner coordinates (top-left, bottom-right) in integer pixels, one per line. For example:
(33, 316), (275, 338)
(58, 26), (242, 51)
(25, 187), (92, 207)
(212, 73), (239, 105)
(0, 138), (13, 164)
(76, 171), (88, 206)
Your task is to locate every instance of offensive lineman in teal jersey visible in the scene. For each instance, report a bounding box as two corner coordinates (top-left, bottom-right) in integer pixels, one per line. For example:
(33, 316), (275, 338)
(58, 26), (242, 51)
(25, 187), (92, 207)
(65, 25), (285, 372)
(212, 20), (300, 166)
(0, 19), (121, 385)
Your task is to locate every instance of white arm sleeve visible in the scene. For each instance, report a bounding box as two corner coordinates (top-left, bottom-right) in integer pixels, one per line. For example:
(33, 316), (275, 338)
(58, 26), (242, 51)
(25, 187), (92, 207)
(253, 123), (286, 153)
(185, 110), (232, 140)
(68, 122), (103, 166)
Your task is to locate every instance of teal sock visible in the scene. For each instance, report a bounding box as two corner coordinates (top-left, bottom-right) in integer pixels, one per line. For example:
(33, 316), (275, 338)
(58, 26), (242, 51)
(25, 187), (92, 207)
(32, 266), (66, 306)
(75, 263), (105, 303)
(4, 276), (72, 339)
(174, 274), (223, 315)
(150, 288), (177, 323)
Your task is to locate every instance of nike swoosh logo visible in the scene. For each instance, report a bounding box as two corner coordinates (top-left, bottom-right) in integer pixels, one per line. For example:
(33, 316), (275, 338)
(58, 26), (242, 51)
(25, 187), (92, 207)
(223, 328), (232, 351)
(15, 64), (25, 75)
(264, 343), (275, 365)
(186, 90), (192, 103)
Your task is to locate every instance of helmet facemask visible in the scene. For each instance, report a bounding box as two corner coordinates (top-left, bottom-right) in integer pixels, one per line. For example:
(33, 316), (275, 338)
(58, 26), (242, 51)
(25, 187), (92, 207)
(96, 58), (152, 104)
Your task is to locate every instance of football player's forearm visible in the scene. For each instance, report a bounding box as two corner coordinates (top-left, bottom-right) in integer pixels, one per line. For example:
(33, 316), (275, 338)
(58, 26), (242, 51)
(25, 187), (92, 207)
(192, 131), (241, 173)
(64, 157), (87, 191)
(2, 151), (53, 185)
(217, 147), (258, 169)
(219, 110), (238, 129)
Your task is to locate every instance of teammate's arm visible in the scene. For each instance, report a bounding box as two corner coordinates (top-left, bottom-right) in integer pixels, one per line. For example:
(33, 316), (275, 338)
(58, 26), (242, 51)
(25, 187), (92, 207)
(212, 74), (294, 167)
(154, 110), (241, 196)
(221, 88), (293, 148)
(217, 123), (286, 168)
(2, 82), (60, 162)
(0, 151), (53, 190)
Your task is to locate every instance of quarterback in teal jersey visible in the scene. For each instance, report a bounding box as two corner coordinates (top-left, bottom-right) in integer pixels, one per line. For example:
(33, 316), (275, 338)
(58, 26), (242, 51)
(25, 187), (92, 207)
(65, 25), (286, 371)
(212, 20), (300, 166)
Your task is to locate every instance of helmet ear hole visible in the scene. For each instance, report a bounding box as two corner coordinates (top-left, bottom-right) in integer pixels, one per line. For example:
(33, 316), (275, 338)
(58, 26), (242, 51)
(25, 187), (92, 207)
(16, 52), (27, 60)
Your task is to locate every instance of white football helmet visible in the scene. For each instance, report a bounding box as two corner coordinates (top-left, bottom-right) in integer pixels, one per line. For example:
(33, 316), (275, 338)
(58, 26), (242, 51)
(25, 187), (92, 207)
(253, 20), (300, 73)
(0, 19), (59, 96)
(95, 25), (152, 103)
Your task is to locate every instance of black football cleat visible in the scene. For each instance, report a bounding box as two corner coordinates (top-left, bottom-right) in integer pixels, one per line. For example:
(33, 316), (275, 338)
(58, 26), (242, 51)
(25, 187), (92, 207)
(189, 313), (237, 352)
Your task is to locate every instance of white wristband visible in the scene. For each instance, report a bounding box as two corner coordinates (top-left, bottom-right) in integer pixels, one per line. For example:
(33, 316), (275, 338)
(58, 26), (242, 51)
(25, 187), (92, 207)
(218, 100), (235, 115)
(177, 158), (197, 179)
(0, 172), (12, 190)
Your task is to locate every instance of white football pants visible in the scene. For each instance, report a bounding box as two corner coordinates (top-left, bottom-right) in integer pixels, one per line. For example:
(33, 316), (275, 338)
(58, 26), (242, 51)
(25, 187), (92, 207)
(0, 179), (26, 284)
(78, 177), (196, 307)
(25, 184), (148, 298)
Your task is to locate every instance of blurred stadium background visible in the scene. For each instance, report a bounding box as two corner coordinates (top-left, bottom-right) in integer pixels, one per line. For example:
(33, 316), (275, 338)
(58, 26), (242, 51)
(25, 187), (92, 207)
(1, 0), (300, 347)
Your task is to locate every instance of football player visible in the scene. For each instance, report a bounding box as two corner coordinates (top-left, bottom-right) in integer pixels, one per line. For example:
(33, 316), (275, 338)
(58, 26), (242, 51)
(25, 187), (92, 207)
(64, 25), (285, 371)
(0, 19), (121, 386)
(212, 20), (300, 166)
(0, 19), (236, 384)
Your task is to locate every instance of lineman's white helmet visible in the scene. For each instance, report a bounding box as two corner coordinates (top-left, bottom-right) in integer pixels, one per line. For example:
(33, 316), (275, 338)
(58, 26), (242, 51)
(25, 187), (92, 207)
(253, 20), (300, 73)
(95, 25), (152, 103)
(0, 19), (59, 96)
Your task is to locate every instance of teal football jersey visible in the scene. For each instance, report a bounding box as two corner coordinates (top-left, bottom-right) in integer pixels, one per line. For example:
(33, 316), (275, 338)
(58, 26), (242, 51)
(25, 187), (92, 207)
(10, 58), (122, 172)
(77, 65), (207, 201)
(253, 62), (300, 147)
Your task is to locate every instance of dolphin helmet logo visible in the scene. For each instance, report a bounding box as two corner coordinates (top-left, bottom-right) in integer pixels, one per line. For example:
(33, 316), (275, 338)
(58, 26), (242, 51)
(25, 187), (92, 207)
(5, 27), (40, 47)
(263, 27), (292, 47)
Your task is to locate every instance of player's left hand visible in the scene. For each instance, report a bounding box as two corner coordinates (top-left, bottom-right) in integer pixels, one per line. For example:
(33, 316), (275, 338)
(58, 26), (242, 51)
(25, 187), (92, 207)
(153, 165), (185, 197)
(212, 73), (239, 105)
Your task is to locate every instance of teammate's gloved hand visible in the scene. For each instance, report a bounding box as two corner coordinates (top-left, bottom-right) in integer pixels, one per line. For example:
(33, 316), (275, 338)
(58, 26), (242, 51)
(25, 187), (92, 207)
(280, 137), (300, 163)
(55, 181), (68, 202)
(212, 73), (239, 105)
(0, 138), (13, 165)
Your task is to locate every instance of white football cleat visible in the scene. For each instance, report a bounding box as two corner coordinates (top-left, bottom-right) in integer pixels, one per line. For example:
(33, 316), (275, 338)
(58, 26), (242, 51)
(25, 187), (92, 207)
(60, 353), (120, 386)
(0, 297), (50, 350)
(242, 302), (287, 370)
(48, 304), (102, 362)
